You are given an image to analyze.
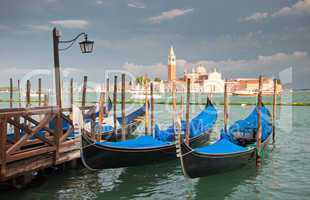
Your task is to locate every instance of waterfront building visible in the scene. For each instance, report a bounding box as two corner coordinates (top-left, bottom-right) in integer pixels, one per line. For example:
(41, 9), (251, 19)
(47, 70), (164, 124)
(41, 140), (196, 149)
(167, 46), (176, 82)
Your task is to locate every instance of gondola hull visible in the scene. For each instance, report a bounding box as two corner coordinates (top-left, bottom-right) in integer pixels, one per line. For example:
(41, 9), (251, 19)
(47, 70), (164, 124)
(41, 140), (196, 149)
(81, 129), (211, 170)
(179, 135), (271, 178)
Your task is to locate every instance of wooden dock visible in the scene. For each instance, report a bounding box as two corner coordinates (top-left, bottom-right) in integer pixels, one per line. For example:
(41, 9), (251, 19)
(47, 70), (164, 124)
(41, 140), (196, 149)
(0, 105), (92, 184)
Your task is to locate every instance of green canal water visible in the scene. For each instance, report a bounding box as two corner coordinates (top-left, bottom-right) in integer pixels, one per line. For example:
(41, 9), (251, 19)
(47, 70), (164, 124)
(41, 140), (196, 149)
(0, 90), (310, 199)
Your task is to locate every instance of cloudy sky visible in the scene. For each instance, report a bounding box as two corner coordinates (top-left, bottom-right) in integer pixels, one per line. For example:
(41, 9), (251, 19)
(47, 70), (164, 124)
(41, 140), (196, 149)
(0, 0), (310, 89)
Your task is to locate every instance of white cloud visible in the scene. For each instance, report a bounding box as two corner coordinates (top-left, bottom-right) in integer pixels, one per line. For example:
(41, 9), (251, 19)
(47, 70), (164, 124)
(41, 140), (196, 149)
(272, 0), (310, 17)
(242, 0), (310, 22)
(96, 0), (104, 5)
(128, 0), (146, 9)
(241, 12), (269, 22)
(148, 8), (194, 24)
(49, 20), (90, 29)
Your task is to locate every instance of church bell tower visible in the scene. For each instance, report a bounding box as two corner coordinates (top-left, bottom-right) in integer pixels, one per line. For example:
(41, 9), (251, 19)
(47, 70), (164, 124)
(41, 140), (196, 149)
(168, 46), (176, 81)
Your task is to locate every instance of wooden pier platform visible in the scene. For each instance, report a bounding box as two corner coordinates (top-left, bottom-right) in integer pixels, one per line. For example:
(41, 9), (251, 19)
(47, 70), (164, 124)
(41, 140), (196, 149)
(0, 105), (91, 183)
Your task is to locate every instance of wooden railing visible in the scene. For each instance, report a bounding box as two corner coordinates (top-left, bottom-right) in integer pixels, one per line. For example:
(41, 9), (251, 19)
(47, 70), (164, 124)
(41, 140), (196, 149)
(0, 105), (93, 178)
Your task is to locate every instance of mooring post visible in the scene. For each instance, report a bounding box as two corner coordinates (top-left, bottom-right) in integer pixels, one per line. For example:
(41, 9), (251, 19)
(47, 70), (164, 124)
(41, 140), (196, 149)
(18, 80), (21, 108)
(97, 91), (105, 141)
(185, 78), (191, 145)
(106, 78), (110, 114)
(145, 81), (149, 135)
(70, 78), (74, 109)
(26, 80), (31, 108)
(256, 75), (263, 166)
(0, 117), (7, 176)
(224, 79), (228, 133)
(113, 76), (118, 136)
(44, 94), (49, 106)
(150, 82), (154, 136)
(38, 78), (42, 106)
(82, 76), (87, 107)
(272, 79), (277, 144)
(52, 27), (62, 164)
(9, 78), (13, 108)
(121, 74), (126, 140)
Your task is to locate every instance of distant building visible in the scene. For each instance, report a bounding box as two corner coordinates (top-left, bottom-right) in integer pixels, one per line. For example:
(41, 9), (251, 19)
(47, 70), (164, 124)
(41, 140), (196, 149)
(167, 46), (176, 82)
(203, 68), (224, 93)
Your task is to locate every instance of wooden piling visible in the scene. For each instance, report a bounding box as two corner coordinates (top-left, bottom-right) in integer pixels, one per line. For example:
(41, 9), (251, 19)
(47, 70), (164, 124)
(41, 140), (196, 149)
(256, 75), (263, 166)
(0, 117), (7, 176)
(18, 80), (21, 108)
(52, 28), (62, 164)
(44, 94), (49, 106)
(145, 81), (149, 135)
(224, 79), (228, 133)
(185, 79), (190, 145)
(26, 80), (31, 107)
(113, 76), (118, 136)
(150, 82), (154, 136)
(38, 78), (42, 106)
(70, 78), (73, 108)
(121, 74), (126, 139)
(272, 79), (277, 144)
(82, 76), (87, 107)
(9, 78), (13, 108)
(98, 91), (105, 137)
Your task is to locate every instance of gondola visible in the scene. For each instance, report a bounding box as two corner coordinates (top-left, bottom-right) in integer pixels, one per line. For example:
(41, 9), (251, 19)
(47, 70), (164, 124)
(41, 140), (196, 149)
(81, 98), (217, 170)
(82, 103), (147, 141)
(176, 104), (272, 178)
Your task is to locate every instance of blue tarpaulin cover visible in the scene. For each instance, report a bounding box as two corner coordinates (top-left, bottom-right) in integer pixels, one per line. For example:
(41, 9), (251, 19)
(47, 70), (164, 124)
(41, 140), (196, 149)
(97, 135), (169, 149)
(195, 138), (247, 154)
(194, 105), (272, 155)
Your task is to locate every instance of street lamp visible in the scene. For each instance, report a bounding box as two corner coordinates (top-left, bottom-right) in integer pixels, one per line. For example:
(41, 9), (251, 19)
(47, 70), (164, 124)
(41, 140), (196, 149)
(52, 27), (94, 109)
(52, 27), (94, 160)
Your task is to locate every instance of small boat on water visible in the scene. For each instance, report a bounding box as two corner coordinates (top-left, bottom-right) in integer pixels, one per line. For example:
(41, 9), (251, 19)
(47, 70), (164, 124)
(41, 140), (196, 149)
(176, 104), (272, 178)
(81, 98), (217, 170)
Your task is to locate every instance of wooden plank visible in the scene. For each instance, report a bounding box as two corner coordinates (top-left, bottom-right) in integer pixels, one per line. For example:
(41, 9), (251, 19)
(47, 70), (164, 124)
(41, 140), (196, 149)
(13, 116), (20, 142)
(185, 79), (190, 145)
(22, 115), (55, 135)
(121, 74), (126, 139)
(7, 146), (55, 163)
(6, 114), (54, 154)
(0, 117), (7, 176)
(0, 106), (59, 117)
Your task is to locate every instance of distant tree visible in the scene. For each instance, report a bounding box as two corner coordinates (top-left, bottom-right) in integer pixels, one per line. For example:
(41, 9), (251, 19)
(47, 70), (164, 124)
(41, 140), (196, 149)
(154, 77), (161, 82)
(135, 76), (150, 85)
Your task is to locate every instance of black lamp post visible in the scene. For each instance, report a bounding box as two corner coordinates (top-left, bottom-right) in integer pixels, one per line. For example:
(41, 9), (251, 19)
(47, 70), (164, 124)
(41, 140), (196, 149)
(52, 27), (94, 162)
(52, 27), (94, 109)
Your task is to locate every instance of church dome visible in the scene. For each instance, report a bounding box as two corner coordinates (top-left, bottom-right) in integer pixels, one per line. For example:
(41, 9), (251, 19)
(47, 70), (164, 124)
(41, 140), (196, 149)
(196, 65), (207, 74)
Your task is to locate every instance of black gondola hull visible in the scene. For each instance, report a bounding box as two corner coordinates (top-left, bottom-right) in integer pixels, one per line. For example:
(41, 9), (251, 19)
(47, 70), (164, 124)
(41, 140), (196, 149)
(81, 130), (211, 170)
(179, 135), (271, 178)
